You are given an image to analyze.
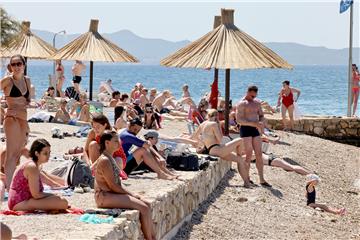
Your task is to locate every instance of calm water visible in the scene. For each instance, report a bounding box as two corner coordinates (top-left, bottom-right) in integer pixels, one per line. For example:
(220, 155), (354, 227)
(3, 63), (355, 116)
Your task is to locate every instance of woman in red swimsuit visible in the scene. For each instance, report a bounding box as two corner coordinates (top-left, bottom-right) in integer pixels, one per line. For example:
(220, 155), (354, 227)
(277, 80), (301, 130)
(0, 55), (31, 190)
(352, 64), (359, 116)
(84, 114), (128, 179)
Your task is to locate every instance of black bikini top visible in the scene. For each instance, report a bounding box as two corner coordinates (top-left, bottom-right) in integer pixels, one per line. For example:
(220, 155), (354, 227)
(9, 77), (29, 99)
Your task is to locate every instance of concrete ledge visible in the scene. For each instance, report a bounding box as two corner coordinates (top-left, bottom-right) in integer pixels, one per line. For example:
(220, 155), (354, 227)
(2, 158), (231, 240)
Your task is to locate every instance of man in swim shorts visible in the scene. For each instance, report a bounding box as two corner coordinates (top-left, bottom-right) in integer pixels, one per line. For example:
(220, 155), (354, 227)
(72, 60), (86, 93)
(236, 85), (271, 188)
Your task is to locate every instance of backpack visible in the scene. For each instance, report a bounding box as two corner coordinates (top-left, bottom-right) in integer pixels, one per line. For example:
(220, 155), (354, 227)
(166, 152), (200, 171)
(67, 157), (94, 188)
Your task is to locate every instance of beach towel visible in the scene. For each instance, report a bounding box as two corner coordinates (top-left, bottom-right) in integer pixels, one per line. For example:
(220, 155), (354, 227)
(0, 207), (84, 215)
(79, 213), (114, 224)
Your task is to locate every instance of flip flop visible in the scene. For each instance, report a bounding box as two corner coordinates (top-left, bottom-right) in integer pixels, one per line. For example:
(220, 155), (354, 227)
(260, 181), (272, 188)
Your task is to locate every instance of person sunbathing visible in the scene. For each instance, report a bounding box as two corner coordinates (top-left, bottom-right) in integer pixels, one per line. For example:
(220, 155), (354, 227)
(109, 91), (121, 107)
(1, 140), (66, 188)
(139, 88), (150, 109)
(120, 118), (175, 180)
(70, 92), (90, 122)
(114, 106), (127, 130)
(94, 130), (155, 240)
(7, 139), (68, 211)
(250, 152), (312, 176)
(192, 109), (246, 183)
(152, 90), (187, 117)
(143, 131), (178, 178)
(84, 114), (128, 179)
(143, 104), (161, 130)
(53, 98), (71, 124)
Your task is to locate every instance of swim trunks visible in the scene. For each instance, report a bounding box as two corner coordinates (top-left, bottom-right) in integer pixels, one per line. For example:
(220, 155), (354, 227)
(240, 126), (260, 138)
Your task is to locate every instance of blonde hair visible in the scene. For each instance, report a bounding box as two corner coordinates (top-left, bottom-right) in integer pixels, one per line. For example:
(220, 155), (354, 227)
(207, 109), (218, 118)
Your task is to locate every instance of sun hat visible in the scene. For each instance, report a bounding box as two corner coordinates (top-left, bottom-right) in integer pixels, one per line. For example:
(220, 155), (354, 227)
(144, 130), (159, 140)
(306, 174), (320, 183)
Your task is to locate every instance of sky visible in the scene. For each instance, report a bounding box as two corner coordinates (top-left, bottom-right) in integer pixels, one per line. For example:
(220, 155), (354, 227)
(1, 0), (359, 49)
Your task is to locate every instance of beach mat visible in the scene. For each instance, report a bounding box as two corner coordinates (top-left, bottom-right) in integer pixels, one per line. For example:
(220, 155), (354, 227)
(1, 207), (84, 216)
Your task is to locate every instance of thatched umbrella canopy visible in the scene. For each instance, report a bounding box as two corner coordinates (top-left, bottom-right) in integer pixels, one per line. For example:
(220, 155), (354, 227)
(1, 21), (57, 74)
(51, 19), (138, 100)
(161, 9), (293, 135)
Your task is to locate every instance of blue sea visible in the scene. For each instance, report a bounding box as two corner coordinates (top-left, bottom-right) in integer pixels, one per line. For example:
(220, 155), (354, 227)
(3, 63), (356, 116)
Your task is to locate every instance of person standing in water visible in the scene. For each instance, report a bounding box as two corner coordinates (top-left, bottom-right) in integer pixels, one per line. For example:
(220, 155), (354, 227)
(72, 60), (86, 94)
(352, 64), (359, 116)
(277, 80), (301, 130)
(236, 85), (270, 188)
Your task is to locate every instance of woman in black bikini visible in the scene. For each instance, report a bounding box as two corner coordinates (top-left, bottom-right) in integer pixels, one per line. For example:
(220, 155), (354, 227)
(0, 54), (31, 190)
(193, 109), (247, 182)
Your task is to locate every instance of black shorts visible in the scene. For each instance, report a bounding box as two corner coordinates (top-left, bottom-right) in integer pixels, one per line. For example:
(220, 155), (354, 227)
(72, 76), (82, 84)
(160, 108), (171, 114)
(123, 156), (139, 175)
(240, 126), (260, 138)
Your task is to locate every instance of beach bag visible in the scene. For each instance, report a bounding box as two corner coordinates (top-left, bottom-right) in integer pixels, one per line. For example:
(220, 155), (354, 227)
(67, 157), (94, 188)
(166, 152), (200, 171)
(293, 102), (302, 120)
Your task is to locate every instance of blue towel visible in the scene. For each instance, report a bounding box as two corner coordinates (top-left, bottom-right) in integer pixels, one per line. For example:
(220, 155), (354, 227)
(79, 213), (114, 224)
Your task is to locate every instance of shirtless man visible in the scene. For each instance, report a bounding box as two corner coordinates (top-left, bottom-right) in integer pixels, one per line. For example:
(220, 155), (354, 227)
(71, 60), (86, 93)
(109, 91), (121, 107)
(139, 88), (150, 109)
(236, 85), (270, 188)
(149, 88), (157, 103)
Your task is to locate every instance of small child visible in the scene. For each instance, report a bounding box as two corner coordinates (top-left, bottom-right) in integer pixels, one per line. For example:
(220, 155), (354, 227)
(306, 174), (346, 215)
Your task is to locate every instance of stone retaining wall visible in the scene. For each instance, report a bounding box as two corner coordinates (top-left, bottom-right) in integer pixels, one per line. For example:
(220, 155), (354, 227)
(100, 159), (232, 240)
(266, 116), (360, 144)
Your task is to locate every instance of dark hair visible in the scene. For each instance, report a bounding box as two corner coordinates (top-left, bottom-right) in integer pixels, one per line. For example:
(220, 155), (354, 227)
(112, 91), (121, 99)
(47, 86), (55, 91)
(247, 85), (258, 93)
(29, 139), (51, 163)
(10, 54), (26, 65)
(282, 80), (290, 86)
(99, 130), (118, 153)
(92, 113), (111, 130)
(114, 106), (124, 124)
(130, 117), (143, 127)
(120, 94), (129, 101)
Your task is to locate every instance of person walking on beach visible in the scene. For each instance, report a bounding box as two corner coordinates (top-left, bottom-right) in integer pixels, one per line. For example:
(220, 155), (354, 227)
(55, 60), (65, 97)
(352, 64), (359, 116)
(277, 80), (301, 130)
(0, 55), (31, 190)
(72, 60), (86, 94)
(236, 85), (271, 188)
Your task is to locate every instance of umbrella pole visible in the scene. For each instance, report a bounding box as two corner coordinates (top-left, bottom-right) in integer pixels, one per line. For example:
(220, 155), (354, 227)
(24, 57), (28, 76)
(224, 69), (230, 136)
(89, 61), (93, 100)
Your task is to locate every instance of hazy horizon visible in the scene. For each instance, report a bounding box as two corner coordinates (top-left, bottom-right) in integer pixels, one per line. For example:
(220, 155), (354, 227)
(1, 1), (359, 49)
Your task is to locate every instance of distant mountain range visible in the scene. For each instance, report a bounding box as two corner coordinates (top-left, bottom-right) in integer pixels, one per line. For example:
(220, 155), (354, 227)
(33, 29), (359, 65)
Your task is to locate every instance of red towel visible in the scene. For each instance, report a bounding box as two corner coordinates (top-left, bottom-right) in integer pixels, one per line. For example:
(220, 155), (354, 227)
(1, 207), (84, 215)
(209, 78), (218, 109)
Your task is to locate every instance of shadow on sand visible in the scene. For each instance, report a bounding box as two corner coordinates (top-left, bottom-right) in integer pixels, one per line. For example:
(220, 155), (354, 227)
(172, 170), (236, 240)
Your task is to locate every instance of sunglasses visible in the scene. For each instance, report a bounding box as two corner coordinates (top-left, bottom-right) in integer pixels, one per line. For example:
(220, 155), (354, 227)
(146, 111), (153, 113)
(10, 62), (23, 67)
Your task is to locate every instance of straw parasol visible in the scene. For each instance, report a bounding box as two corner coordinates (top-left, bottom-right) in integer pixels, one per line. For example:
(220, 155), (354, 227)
(51, 19), (138, 100)
(1, 21), (57, 74)
(161, 9), (293, 135)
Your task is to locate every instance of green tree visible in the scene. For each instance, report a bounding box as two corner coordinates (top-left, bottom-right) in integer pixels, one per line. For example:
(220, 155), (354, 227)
(0, 7), (20, 47)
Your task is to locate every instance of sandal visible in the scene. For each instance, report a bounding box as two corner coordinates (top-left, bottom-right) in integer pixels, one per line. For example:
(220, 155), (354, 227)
(260, 181), (272, 188)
